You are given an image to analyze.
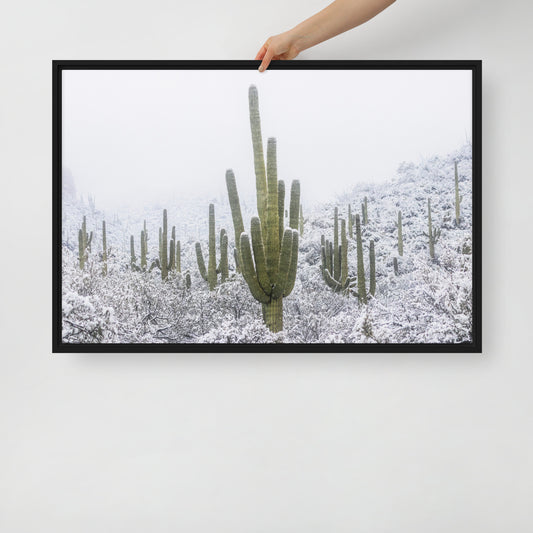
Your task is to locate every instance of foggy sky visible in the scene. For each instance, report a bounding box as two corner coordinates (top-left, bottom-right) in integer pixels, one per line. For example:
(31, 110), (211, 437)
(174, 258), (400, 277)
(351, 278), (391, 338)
(62, 68), (472, 210)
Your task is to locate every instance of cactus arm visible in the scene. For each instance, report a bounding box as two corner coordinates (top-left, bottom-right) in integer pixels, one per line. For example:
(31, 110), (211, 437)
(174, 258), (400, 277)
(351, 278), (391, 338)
(333, 207), (340, 280)
(176, 240), (181, 273)
(225, 169), (245, 266)
(249, 85), (268, 225)
(240, 233), (270, 304)
(161, 209), (168, 280)
(355, 214), (367, 304)
(283, 229), (299, 297)
(195, 242), (208, 281)
(277, 179), (285, 246)
(289, 180), (301, 230)
(207, 203), (217, 290)
(340, 218), (348, 287)
(271, 228), (293, 299)
(265, 137), (280, 282)
(78, 229), (84, 269)
(220, 231), (228, 283)
(169, 239), (175, 272)
(250, 216), (272, 295)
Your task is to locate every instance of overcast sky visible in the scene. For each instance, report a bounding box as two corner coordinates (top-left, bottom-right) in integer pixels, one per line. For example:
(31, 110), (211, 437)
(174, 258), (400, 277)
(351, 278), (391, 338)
(62, 68), (472, 210)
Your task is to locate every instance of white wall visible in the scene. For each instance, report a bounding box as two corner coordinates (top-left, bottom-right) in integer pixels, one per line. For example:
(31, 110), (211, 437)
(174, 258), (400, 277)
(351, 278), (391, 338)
(1, 1), (532, 531)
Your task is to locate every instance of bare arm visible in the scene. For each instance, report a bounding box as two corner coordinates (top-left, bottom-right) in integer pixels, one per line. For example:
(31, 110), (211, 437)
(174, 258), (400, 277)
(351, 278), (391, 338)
(256, 0), (397, 71)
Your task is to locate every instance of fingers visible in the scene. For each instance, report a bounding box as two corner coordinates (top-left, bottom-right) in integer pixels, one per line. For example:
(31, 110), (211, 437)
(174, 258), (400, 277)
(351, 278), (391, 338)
(255, 44), (267, 61)
(258, 47), (275, 72)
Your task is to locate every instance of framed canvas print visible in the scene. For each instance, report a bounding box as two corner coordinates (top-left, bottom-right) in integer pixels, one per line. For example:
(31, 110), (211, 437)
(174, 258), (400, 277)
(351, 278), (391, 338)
(52, 60), (481, 353)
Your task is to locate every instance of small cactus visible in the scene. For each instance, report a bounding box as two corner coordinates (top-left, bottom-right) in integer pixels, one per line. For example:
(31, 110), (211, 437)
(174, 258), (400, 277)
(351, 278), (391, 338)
(195, 204), (229, 290)
(355, 214), (367, 304)
(396, 210), (404, 257)
(362, 196), (368, 225)
(78, 215), (93, 269)
(348, 204), (353, 238)
(299, 204), (306, 236)
(426, 198), (441, 259)
(321, 208), (353, 293)
(369, 240), (376, 297)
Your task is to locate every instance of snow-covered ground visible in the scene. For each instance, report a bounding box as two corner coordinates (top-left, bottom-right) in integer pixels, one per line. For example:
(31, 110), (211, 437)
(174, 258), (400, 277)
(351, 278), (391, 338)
(61, 143), (473, 344)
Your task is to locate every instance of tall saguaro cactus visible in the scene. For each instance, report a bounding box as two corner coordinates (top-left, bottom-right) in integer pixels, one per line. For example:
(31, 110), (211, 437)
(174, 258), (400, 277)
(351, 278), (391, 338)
(355, 214), (367, 304)
(396, 210), (404, 257)
(369, 240), (376, 297)
(78, 215), (93, 269)
(348, 204), (354, 238)
(454, 161), (463, 226)
(321, 208), (352, 293)
(362, 196), (368, 225)
(225, 85), (300, 333)
(427, 198), (441, 259)
(195, 204), (229, 290)
(140, 220), (147, 271)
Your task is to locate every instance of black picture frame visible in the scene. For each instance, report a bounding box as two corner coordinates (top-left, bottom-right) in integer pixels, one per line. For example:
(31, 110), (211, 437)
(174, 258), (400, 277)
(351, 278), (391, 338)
(53, 60), (482, 353)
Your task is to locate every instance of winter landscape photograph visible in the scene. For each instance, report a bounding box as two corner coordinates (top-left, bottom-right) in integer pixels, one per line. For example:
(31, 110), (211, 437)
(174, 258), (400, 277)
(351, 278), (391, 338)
(55, 63), (479, 349)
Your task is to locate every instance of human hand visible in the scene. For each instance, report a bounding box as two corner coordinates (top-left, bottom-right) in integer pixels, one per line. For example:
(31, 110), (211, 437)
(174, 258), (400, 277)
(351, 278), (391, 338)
(255, 31), (301, 72)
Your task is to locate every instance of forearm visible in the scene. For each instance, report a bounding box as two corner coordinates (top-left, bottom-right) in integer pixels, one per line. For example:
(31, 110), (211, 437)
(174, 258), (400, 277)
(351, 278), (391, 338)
(288, 0), (396, 53)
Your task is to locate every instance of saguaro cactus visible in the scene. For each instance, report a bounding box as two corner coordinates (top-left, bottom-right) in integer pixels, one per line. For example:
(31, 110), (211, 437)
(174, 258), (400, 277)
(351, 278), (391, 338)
(299, 205), (306, 236)
(355, 214), (367, 304)
(225, 85), (300, 333)
(348, 204), (354, 238)
(102, 220), (108, 276)
(454, 161), (463, 226)
(140, 220), (147, 271)
(321, 208), (352, 293)
(130, 235), (137, 270)
(427, 198), (441, 259)
(160, 209), (169, 280)
(175, 240), (181, 273)
(362, 196), (368, 225)
(369, 240), (376, 297)
(77, 215), (93, 269)
(396, 210), (404, 257)
(195, 204), (229, 290)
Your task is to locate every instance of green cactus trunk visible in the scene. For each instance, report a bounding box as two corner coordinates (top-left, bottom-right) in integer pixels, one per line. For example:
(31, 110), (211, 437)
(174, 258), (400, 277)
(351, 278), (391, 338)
(219, 229), (229, 283)
(175, 240), (181, 273)
(78, 229), (84, 269)
(207, 204), (217, 290)
(333, 207), (340, 280)
(130, 235), (136, 269)
(362, 196), (368, 225)
(102, 220), (107, 276)
(169, 226), (176, 271)
(299, 204), (305, 236)
(355, 214), (367, 304)
(348, 204), (353, 238)
(226, 85), (300, 333)
(369, 240), (375, 297)
(397, 210), (404, 257)
(78, 215), (93, 269)
(321, 211), (351, 293)
(196, 204), (229, 290)
(161, 209), (168, 280)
